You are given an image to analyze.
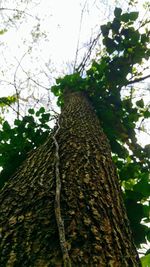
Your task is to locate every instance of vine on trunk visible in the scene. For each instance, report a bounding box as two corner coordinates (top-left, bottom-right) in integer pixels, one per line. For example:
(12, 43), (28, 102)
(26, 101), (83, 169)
(52, 117), (72, 267)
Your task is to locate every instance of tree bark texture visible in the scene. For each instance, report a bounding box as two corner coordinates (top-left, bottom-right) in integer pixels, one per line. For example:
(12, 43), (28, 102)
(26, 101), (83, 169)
(0, 91), (141, 266)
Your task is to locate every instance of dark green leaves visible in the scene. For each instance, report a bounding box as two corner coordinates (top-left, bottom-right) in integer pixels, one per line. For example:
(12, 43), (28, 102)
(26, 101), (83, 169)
(0, 107), (51, 188)
(103, 37), (117, 53)
(134, 174), (150, 198)
(143, 110), (150, 118)
(51, 73), (85, 106)
(121, 12), (139, 22)
(28, 108), (35, 114)
(2, 121), (11, 132)
(114, 7), (122, 18)
(101, 25), (109, 36)
(111, 18), (121, 33)
(136, 99), (144, 108)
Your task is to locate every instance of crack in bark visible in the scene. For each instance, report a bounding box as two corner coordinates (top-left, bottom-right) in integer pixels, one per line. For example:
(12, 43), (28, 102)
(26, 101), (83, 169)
(52, 117), (72, 267)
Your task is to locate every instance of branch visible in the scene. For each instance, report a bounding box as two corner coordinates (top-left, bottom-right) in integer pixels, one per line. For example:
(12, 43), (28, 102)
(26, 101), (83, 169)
(0, 8), (33, 18)
(76, 31), (101, 73)
(14, 55), (25, 119)
(15, 59), (50, 90)
(0, 99), (22, 118)
(73, 0), (88, 72)
(127, 74), (150, 85)
(136, 127), (150, 137)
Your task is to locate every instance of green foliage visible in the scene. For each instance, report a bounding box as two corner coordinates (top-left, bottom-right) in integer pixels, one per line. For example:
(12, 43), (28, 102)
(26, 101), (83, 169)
(0, 7), (149, 254)
(0, 95), (18, 123)
(0, 29), (7, 35)
(141, 253), (150, 267)
(51, 8), (150, 251)
(121, 11), (139, 22)
(0, 107), (51, 189)
(0, 95), (18, 107)
(51, 73), (85, 106)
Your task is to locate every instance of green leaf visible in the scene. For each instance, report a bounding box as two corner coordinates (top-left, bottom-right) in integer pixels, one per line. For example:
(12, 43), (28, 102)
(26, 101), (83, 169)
(103, 37), (117, 54)
(2, 121), (11, 131)
(0, 95), (17, 107)
(39, 113), (50, 123)
(141, 253), (150, 267)
(51, 85), (60, 96)
(0, 29), (7, 35)
(101, 25), (109, 36)
(14, 119), (22, 126)
(39, 107), (45, 113)
(143, 110), (150, 118)
(114, 7), (122, 18)
(136, 99), (144, 108)
(119, 163), (139, 181)
(129, 11), (139, 21)
(28, 108), (35, 114)
(134, 178), (150, 198)
(121, 13), (130, 22)
(121, 12), (139, 22)
(111, 18), (121, 33)
(141, 33), (149, 44)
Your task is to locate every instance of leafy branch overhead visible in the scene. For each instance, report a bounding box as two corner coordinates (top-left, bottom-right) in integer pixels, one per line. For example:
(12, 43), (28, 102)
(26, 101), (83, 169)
(0, 7), (150, 260)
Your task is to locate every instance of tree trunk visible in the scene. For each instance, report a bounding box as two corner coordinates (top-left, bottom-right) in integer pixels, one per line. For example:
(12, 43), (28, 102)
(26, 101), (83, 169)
(0, 91), (141, 266)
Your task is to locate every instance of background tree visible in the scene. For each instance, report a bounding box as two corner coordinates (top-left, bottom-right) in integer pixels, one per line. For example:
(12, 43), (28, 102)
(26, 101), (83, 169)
(0, 1), (150, 266)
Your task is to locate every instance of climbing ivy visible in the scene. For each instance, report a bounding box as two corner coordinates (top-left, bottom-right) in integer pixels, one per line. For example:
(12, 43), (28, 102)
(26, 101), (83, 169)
(0, 7), (150, 262)
(51, 7), (150, 256)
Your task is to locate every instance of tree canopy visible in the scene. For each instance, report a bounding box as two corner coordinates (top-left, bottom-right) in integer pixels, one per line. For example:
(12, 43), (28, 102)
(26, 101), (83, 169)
(0, 2), (150, 265)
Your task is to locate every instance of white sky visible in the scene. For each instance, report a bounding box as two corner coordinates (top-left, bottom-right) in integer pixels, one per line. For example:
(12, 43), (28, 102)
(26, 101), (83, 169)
(0, 0), (149, 145)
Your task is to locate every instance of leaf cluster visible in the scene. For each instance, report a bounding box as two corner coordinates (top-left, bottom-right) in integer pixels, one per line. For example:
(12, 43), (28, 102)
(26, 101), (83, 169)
(0, 95), (18, 108)
(0, 107), (51, 189)
(51, 73), (85, 106)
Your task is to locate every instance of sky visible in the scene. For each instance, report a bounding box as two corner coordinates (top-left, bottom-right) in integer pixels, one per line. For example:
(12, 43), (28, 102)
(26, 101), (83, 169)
(0, 0), (149, 145)
(0, 0), (114, 81)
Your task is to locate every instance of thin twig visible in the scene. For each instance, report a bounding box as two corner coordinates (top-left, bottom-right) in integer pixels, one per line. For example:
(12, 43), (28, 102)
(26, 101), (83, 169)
(0, 99), (22, 118)
(16, 60), (50, 90)
(73, 0), (88, 72)
(127, 74), (150, 85)
(14, 53), (28, 119)
(0, 7), (33, 18)
(76, 31), (101, 73)
(136, 127), (150, 137)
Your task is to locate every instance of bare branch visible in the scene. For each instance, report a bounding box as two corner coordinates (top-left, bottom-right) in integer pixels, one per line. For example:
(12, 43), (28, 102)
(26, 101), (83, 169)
(76, 31), (101, 73)
(14, 52), (29, 119)
(127, 74), (150, 85)
(0, 7), (33, 18)
(73, 0), (88, 72)
(0, 99), (21, 117)
(136, 127), (150, 137)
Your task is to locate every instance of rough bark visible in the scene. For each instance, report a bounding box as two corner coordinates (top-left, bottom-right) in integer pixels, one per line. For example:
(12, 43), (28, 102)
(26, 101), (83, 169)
(0, 91), (141, 266)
